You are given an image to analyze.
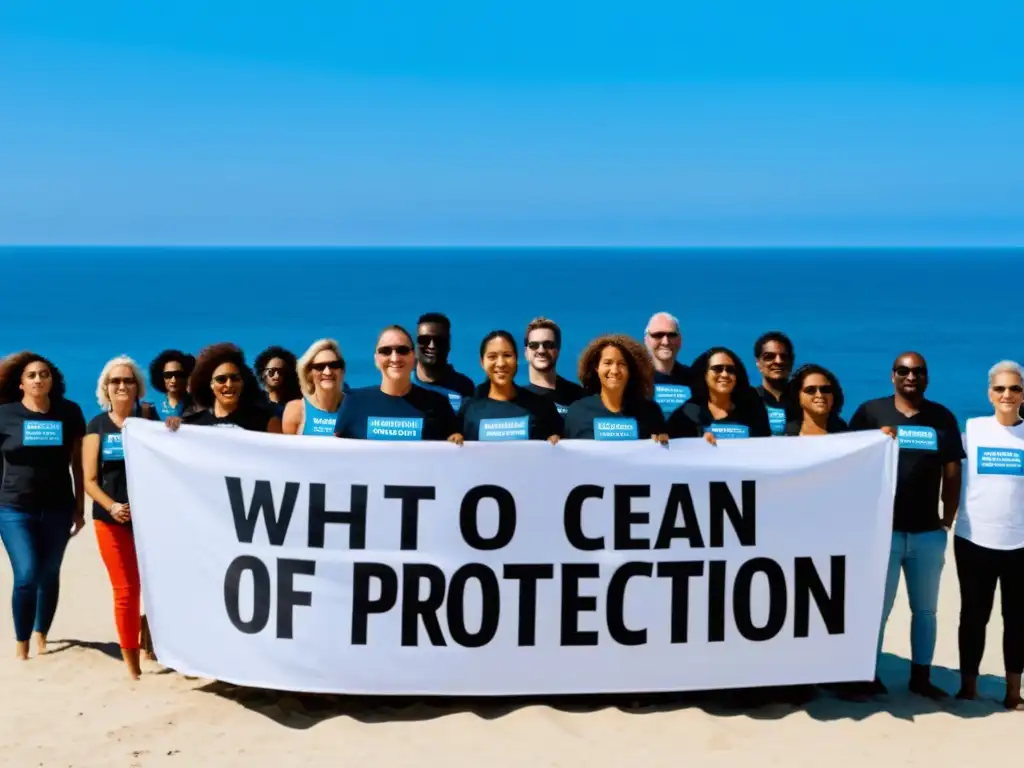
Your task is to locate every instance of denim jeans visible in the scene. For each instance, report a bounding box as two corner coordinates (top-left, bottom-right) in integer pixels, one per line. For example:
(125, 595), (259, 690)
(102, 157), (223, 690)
(877, 529), (947, 666)
(0, 506), (73, 642)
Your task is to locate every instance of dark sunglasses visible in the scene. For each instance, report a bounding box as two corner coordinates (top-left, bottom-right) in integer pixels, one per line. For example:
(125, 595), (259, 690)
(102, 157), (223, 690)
(527, 340), (557, 351)
(894, 365), (927, 377)
(377, 345), (412, 357)
(648, 331), (679, 341)
(213, 373), (242, 384)
(310, 361), (344, 372)
(992, 385), (1024, 394)
(163, 371), (187, 380)
(709, 364), (737, 375)
(417, 334), (449, 347)
(760, 351), (792, 363)
(802, 384), (834, 395)
(108, 377), (136, 387)
(262, 367), (284, 378)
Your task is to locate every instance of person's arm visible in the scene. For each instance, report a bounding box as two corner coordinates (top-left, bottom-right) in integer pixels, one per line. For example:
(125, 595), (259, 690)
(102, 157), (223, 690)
(333, 394), (353, 438)
(281, 400), (302, 435)
(266, 416), (283, 434)
(939, 412), (967, 528)
(70, 437), (86, 535)
(666, 404), (698, 439)
(538, 399), (563, 444)
(648, 400), (669, 445)
(81, 433), (122, 520)
(748, 397), (772, 438)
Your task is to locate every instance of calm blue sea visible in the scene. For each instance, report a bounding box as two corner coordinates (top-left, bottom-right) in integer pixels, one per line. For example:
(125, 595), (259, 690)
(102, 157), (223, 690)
(0, 247), (1018, 425)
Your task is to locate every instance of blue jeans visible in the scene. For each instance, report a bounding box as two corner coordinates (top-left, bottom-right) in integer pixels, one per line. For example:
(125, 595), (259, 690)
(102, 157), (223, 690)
(0, 506), (73, 642)
(877, 529), (947, 666)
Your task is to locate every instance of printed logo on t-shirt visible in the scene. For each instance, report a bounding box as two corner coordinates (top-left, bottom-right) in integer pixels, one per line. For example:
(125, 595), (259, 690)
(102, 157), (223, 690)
(479, 416), (529, 441)
(214, 422), (242, 429)
(367, 416), (424, 441)
(447, 393), (463, 411)
(654, 384), (691, 415)
(707, 423), (750, 439)
(308, 415), (338, 436)
(555, 403), (569, 416)
(766, 406), (786, 436)
(101, 433), (124, 461)
(897, 425), (938, 451)
(594, 417), (638, 441)
(22, 420), (63, 446)
(977, 447), (1024, 476)
(158, 398), (183, 421)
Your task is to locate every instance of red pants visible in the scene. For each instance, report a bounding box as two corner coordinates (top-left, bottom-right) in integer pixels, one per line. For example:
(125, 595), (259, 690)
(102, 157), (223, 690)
(94, 520), (141, 651)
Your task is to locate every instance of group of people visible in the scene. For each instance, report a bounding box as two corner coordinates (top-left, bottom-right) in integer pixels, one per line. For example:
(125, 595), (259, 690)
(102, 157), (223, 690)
(0, 311), (1021, 711)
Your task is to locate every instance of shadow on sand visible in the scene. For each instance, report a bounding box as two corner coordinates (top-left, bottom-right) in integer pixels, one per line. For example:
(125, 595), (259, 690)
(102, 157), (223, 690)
(193, 652), (1014, 730)
(47, 638), (122, 662)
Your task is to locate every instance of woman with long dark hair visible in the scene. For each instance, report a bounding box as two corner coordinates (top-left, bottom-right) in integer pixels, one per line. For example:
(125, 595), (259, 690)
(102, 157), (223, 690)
(147, 349), (195, 421)
(254, 345), (302, 419)
(782, 364), (849, 435)
(0, 352), (87, 660)
(668, 346), (771, 439)
(563, 334), (668, 442)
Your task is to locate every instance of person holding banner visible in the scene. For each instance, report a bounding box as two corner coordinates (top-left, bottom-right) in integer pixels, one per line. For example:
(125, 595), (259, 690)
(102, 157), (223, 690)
(782, 364), (850, 435)
(146, 349), (195, 421)
(165, 344), (282, 433)
(954, 360), (1024, 709)
(563, 334), (668, 442)
(667, 347), (771, 440)
(849, 351), (964, 699)
(282, 339), (346, 436)
(0, 352), (87, 660)
(459, 330), (563, 443)
(334, 325), (463, 443)
(82, 356), (158, 679)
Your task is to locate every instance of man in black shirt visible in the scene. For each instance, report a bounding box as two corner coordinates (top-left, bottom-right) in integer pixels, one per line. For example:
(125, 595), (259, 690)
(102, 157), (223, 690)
(753, 331), (794, 436)
(522, 316), (584, 416)
(411, 312), (475, 412)
(644, 311), (693, 416)
(849, 351), (964, 699)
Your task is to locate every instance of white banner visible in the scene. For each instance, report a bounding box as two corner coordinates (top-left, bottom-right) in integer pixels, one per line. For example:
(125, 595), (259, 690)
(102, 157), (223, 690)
(123, 419), (896, 696)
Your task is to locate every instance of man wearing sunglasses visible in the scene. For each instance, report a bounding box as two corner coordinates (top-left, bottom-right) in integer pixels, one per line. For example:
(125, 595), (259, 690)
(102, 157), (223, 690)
(644, 311), (693, 417)
(411, 312), (475, 412)
(849, 351), (965, 700)
(522, 316), (584, 416)
(753, 331), (795, 436)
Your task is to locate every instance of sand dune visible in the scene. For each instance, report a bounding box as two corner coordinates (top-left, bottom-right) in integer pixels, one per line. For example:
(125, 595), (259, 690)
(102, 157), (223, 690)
(1, 524), (1020, 767)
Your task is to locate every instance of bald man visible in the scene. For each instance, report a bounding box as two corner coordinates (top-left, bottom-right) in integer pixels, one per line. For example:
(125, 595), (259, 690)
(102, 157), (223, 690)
(644, 312), (693, 416)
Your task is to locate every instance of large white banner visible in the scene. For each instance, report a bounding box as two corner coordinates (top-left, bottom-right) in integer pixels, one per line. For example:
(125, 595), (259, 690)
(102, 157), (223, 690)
(123, 419), (896, 696)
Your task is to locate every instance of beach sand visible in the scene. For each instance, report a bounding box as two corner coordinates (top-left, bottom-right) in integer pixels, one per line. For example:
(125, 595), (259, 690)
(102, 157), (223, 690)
(1, 526), (1020, 767)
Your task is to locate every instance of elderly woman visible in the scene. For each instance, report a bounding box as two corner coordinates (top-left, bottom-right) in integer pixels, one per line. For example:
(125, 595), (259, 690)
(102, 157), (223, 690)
(282, 339), (347, 436)
(82, 356), (158, 679)
(955, 360), (1024, 709)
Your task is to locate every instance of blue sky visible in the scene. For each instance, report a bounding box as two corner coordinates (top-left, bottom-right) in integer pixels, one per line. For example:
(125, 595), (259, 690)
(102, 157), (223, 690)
(1, 1), (1022, 246)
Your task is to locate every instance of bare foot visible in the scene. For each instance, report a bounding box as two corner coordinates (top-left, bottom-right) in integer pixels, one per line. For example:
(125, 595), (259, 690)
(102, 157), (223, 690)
(32, 632), (47, 656)
(956, 675), (977, 700)
(1003, 695), (1023, 710)
(122, 648), (142, 681)
(15, 641), (29, 660)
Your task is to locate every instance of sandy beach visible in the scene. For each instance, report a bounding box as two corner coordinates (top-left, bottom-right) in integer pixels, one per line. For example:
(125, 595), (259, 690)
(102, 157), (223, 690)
(1, 524), (1020, 768)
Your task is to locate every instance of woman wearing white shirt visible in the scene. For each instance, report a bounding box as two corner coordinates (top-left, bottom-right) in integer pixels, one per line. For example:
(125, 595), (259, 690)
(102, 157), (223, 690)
(955, 359), (1024, 709)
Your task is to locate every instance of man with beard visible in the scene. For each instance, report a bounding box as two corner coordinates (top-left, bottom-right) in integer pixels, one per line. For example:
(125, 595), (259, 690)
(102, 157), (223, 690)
(849, 351), (964, 699)
(411, 312), (475, 412)
(521, 317), (584, 416)
(753, 331), (795, 435)
(644, 312), (692, 417)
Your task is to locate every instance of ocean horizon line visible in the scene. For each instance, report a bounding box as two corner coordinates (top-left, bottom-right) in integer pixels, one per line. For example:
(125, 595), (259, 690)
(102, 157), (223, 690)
(1, 244), (1021, 252)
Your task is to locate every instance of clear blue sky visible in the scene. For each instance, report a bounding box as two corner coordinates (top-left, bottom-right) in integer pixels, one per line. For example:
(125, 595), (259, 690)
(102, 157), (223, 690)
(1, 1), (1022, 246)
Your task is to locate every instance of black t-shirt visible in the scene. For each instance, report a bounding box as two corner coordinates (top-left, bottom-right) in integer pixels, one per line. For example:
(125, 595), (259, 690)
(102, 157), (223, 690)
(756, 385), (789, 436)
(523, 376), (586, 417)
(0, 399), (87, 512)
(563, 394), (667, 440)
(653, 363), (694, 417)
(849, 395), (965, 532)
(86, 407), (158, 526)
(183, 401), (277, 432)
(783, 416), (849, 435)
(412, 365), (476, 413)
(334, 385), (459, 440)
(459, 387), (564, 441)
(668, 396), (773, 440)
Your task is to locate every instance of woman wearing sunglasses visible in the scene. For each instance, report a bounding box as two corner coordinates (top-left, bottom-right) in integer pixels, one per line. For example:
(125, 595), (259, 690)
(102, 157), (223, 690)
(459, 330), (563, 443)
(166, 343), (281, 432)
(564, 334), (668, 442)
(282, 339), (346, 436)
(955, 360), (1024, 709)
(254, 345), (302, 420)
(82, 356), (157, 679)
(668, 347), (771, 440)
(782, 364), (850, 435)
(147, 349), (195, 421)
(334, 325), (463, 443)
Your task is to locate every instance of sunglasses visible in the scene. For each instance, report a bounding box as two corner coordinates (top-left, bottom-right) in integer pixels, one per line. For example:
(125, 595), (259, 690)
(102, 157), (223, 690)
(163, 370), (187, 380)
(310, 361), (344, 372)
(802, 384), (834, 395)
(377, 345), (412, 357)
(108, 377), (137, 388)
(527, 340), (557, 351)
(894, 365), (927, 377)
(760, 351), (792, 363)
(648, 331), (679, 341)
(709, 364), (737, 375)
(263, 367), (284, 378)
(417, 334), (448, 347)
(213, 373), (242, 384)
(992, 385), (1024, 394)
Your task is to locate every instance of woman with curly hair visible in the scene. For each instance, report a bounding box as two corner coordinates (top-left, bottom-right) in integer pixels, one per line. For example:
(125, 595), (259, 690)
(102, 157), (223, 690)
(667, 346), (771, 439)
(0, 352), (87, 660)
(82, 355), (157, 679)
(166, 343), (281, 433)
(147, 349), (195, 421)
(254, 345), (302, 420)
(282, 339), (347, 436)
(782, 364), (851, 436)
(563, 334), (668, 442)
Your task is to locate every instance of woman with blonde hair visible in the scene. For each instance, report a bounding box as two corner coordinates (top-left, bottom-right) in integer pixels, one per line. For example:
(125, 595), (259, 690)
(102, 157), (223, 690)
(82, 356), (157, 679)
(282, 339), (347, 436)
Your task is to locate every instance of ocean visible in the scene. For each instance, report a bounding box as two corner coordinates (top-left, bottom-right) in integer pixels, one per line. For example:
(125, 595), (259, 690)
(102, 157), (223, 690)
(0, 246), (1018, 425)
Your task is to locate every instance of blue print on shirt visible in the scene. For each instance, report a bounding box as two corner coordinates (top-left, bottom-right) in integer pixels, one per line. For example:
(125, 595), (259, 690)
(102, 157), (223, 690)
(766, 406), (786, 436)
(708, 423), (750, 439)
(367, 416), (424, 441)
(23, 420), (63, 446)
(897, 425), (938, 451)
(101, 433), (124, 461)
(654, 384), (691, 416)
(594, 417), (638, 441)
(977, 447), (1024, 476)
(479, 416), (529, 441)
(555, 403), (569, 416)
